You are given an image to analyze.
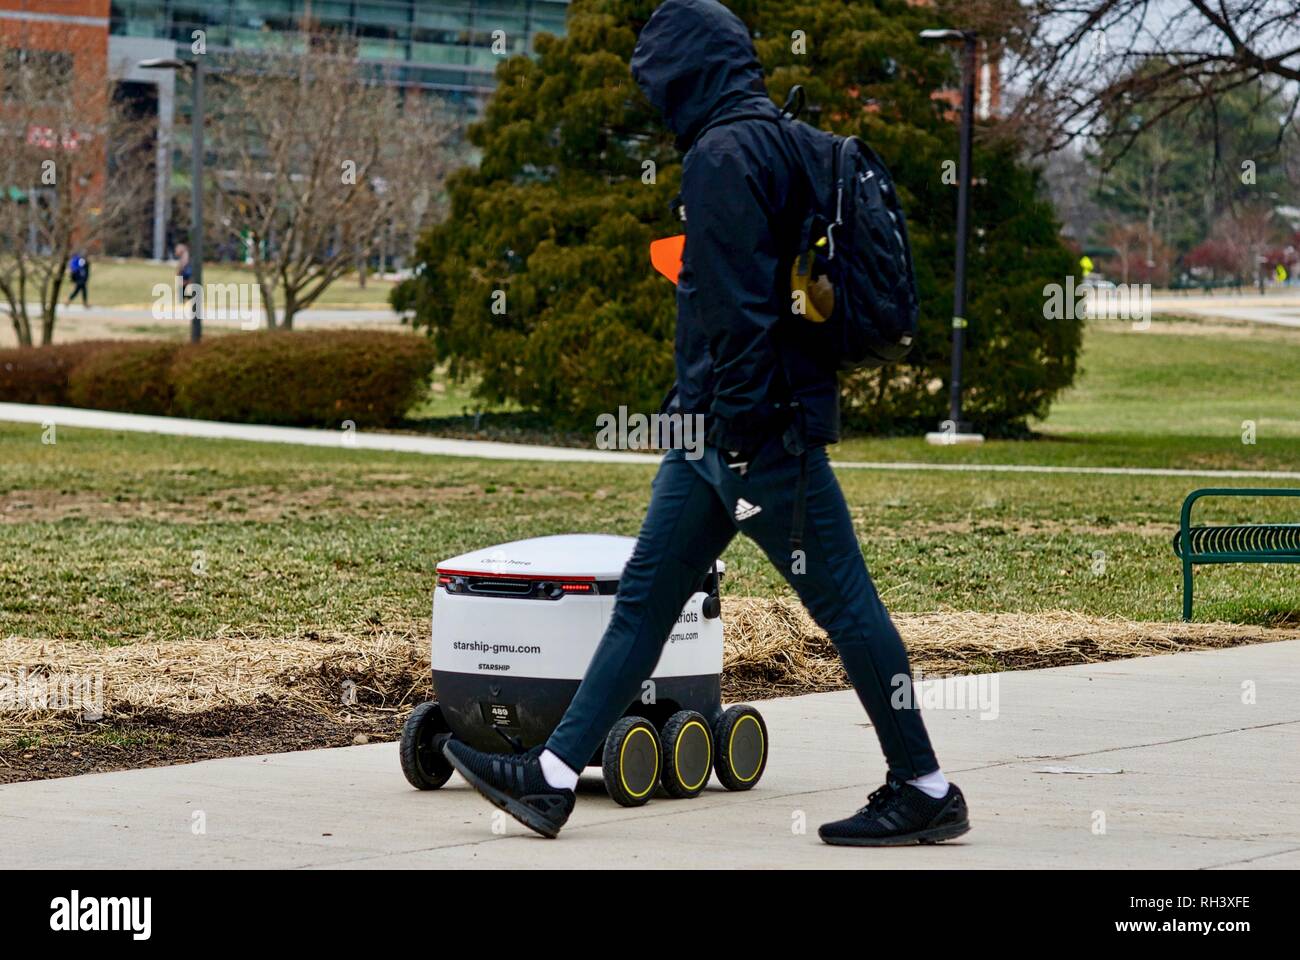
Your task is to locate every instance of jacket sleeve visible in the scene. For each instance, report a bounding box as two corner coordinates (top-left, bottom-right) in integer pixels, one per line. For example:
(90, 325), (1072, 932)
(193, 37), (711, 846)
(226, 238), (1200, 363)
(680, 135), (782, 453)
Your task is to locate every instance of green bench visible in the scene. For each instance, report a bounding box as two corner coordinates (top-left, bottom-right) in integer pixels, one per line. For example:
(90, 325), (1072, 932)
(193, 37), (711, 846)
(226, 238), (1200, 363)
(1173, 488), (1300, 620)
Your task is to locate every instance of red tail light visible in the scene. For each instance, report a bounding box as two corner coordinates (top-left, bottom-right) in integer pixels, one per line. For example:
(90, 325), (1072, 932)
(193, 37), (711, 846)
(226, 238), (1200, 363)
(434, 570), (601, 599)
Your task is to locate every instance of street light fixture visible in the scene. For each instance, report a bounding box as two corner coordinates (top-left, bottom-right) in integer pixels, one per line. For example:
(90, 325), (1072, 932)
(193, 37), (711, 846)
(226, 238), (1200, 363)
(920, 28), (984, 446)
(918, 28), (967, 41)
(140, 55), (205, 343)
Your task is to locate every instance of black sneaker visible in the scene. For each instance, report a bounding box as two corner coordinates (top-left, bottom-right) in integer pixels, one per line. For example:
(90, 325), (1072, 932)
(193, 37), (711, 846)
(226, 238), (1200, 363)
(819, 777), (970, 846)
(442, 739), (575, 839)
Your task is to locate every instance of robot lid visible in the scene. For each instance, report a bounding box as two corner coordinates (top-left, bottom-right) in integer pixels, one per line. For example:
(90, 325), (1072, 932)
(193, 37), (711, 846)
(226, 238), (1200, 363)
(436, 533), (724, 582)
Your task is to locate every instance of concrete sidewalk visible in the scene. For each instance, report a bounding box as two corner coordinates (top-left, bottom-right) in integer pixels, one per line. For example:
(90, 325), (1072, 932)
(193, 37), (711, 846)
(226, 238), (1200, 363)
(1150, 293), (1300, 328)
(6, 403), (1300, 481)
(2, 641), (1297, 869)
(0, 402), (659, 465)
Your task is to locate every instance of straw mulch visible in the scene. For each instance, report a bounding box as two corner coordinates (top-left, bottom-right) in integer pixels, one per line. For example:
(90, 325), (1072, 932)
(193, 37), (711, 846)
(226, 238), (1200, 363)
(721, 597), (1298, 699)
(0, 624), (430, 737)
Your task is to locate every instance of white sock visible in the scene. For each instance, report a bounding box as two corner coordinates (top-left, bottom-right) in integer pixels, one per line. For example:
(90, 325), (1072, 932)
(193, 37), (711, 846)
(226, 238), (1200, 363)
(907, 769), (950, 799)
(539, 749), (579, 791)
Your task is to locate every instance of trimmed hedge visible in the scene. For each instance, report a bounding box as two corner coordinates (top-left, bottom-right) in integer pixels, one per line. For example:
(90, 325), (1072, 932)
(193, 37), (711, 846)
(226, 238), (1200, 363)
(0, 331), (436, 428)
(67, 341), (183, 416)
(0, 340), (123, 406)
(169, 331), (435, 428)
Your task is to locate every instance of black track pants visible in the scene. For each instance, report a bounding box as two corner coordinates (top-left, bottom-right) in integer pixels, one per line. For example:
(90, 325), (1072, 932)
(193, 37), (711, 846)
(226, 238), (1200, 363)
(545, 438), (939, 781)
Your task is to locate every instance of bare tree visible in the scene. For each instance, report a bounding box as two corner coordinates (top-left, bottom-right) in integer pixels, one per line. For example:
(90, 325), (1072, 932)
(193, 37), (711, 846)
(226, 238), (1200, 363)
(998, 1), (1300, 160)
(1283, 117), (1300, 196)
(1040, 143), (1108, 245)
(207, 34), (457, 329)
(0, 44), (153, 346)
(1103, 222), (1147, 284)
(1218, 204), (1282, 291)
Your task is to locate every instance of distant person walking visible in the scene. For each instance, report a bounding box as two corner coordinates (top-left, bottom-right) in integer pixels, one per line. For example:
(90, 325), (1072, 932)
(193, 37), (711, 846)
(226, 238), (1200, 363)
(175, 243), (195, 319)
(66, 253), (90, 307)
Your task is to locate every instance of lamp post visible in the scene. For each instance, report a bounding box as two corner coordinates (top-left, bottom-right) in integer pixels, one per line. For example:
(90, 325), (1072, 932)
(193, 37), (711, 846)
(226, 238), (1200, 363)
(920, 28), (984, 445)
(140, 55), (204, 343)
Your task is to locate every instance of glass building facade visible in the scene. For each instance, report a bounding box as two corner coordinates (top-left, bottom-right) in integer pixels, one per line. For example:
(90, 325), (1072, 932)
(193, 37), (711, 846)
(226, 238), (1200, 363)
(109, 0), (570, 109)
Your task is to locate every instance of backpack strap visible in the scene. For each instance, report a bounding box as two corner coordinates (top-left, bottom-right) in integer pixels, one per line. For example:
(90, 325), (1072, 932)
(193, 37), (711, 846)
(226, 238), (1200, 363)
(780, 85), (805, 120)
(786, 399), (809, 551)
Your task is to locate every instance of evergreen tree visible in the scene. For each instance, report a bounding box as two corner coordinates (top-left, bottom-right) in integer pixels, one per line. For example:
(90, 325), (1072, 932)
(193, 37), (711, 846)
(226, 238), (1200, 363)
(1093, 73), (1295, 261)
(396, 0), (1080, 434)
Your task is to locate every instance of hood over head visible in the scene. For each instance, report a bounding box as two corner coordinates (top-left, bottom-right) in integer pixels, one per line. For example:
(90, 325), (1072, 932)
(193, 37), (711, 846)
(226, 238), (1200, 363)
(630, 0), (774, 151)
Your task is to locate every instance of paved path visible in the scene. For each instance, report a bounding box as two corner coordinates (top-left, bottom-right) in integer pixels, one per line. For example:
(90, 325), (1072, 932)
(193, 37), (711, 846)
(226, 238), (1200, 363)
(5, 304), (400, 326)
(0, 304), (404, 350)
(1150, 293), (1300, 328)
(0, 403), (659, 465)
(4, 403), (1300, 480)
(1, 641), (1295, 868)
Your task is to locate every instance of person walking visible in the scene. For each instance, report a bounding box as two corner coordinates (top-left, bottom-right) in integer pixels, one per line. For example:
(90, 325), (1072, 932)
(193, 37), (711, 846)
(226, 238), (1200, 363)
(66, 252), (90, 307)
(175, 243), (196, 320)
(442, 0), (969, 847)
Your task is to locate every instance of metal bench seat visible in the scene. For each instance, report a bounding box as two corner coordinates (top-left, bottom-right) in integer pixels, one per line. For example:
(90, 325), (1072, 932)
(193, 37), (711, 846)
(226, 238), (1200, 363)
(1176, 488), (1300, 621)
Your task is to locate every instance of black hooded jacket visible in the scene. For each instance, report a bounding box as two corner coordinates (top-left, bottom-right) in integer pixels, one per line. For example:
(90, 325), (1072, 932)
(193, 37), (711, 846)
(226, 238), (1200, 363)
(631, 0), (840, 455)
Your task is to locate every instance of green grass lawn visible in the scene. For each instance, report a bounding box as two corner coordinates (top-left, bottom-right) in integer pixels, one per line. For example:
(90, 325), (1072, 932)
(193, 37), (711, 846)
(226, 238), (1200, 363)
(834, 318), (1300, 471)
(2, 315), (1298, 655)
(1, 419), (1295, 650)
(75, 258), (398, 310)
(1039, 318), (1300, 439)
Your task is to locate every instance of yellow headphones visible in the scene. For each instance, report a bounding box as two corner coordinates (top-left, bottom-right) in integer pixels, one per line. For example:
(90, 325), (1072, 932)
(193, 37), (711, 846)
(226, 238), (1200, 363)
(791, 235), (834, 323)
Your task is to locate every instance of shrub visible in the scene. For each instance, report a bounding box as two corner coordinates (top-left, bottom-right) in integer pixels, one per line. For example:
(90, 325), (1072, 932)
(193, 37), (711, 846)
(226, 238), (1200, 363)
(0, 340), (123, 406)
(168, 329), (436, 427)
(399, 0), (1083, 435)
(1, 331), (435, 428)
(66, 341), (182, 416)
